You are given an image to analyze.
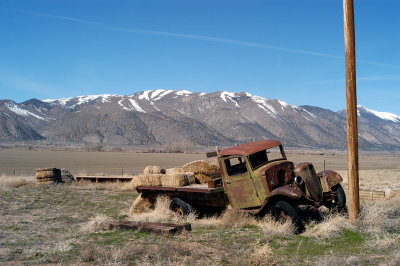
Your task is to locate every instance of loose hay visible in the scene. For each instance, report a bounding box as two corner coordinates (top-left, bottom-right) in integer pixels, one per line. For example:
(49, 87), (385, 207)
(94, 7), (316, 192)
(143, 165), (166, 174)
(161, 173), (196, 187)
(195, 173), (212, 184)
(182, 160), (219, 176)
(129, 194), (153, 214)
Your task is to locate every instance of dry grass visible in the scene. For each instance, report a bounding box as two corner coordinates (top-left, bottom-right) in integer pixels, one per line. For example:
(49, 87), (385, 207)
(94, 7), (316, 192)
(1, 181), (399, 265)
(0, 175), (35, 189)
(1, 148), (400, 264)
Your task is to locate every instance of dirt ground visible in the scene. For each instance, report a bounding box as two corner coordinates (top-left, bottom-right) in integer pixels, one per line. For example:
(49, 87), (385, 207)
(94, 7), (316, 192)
(1, 148), (399, 191)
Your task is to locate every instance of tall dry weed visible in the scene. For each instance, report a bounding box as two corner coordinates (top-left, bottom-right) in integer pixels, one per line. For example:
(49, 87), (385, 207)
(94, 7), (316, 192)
(0, 175), (35, 189)
(356, 200), (400, 234)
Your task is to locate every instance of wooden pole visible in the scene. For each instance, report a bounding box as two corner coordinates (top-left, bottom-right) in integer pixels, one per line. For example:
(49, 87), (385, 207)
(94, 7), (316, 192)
(343, 0), (360, 222)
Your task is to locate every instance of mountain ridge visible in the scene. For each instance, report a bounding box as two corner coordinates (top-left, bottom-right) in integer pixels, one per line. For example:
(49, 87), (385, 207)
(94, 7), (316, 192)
(1, 90), (399, 151)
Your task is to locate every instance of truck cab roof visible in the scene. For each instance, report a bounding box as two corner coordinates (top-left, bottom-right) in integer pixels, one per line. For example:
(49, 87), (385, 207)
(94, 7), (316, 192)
(218, 139), (282, 157)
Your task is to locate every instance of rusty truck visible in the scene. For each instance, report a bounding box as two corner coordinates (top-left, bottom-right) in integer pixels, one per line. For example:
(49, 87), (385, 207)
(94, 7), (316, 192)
(136, 139), (346, 231)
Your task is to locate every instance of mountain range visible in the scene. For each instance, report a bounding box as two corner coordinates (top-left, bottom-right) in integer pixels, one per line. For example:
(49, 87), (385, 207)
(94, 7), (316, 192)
(1, 90), (400, 151)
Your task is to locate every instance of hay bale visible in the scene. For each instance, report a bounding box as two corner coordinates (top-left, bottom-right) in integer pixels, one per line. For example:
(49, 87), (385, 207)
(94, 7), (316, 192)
(143, 165), (166, 174)
(35, 168), (61, 183)
(127, 174), (163, 189)
(195, 173), (212, 184)
(129, 194), (153, 214)
(36, 171), (56, 179)
(161, 173), (196, 187)
(165, 168), (184, 174)
(182, 160), (219, 176)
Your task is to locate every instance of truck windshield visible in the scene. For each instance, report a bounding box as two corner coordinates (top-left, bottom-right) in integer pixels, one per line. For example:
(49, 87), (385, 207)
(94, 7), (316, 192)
(249, 146), (284, 169)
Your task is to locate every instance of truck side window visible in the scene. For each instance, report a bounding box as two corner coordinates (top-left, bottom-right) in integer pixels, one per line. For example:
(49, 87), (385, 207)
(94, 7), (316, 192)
(225, 157), (247, 176)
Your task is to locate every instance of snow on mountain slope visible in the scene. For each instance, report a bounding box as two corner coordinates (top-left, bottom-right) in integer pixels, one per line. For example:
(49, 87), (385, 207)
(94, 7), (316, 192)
(5, 102), (47, 121)
(357, 105), (400, 123)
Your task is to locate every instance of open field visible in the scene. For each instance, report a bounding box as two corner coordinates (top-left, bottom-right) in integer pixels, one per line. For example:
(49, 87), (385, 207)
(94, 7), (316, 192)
(1, 148), (399, 191)
(0, 179), (399, 265)
(0, 148), (399, 264)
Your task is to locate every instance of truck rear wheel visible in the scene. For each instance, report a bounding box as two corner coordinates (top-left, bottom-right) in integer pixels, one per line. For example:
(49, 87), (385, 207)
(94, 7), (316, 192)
(272, 201), (304, 234)
(169, 198), (194, 217)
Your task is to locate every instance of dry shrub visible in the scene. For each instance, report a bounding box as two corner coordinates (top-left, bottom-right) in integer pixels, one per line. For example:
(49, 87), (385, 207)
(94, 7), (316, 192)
(258, 215), (296, 238)
(129, 194), (152, 214)
(182, 160), (219, 176)
(160, 173), (196, 187)
(302, 213), (354, 239)
(218, 209), (257, 228)
(247, 244), (277, 266)
(165, 168), (184, 174)
(0, 175), (35, 189)
(143, 165), (165, 174)
(356, 199), (400, 234)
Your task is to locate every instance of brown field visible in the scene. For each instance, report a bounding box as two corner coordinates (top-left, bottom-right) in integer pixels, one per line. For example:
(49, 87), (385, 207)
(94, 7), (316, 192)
(0, 148), (399, 264)
(1, 148), (399, 191)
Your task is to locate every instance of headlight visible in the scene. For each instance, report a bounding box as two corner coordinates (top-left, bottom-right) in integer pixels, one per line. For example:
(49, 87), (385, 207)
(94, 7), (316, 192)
(294, 176), (304, 186)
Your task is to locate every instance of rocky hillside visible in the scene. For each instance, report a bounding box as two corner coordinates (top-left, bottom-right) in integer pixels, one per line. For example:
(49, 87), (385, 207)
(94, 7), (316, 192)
(1, 90), (400, 150)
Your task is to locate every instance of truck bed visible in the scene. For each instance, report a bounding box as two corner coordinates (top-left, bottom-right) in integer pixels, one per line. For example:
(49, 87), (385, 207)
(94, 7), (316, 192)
(136, 183), (224, 194)
(136, 184), (227, 210)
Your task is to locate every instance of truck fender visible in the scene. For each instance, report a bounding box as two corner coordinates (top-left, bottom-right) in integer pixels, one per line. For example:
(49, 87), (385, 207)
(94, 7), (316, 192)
(268, 185), (303, 200)
(317, 170), (343, 192)
(253, 185), (305, 217)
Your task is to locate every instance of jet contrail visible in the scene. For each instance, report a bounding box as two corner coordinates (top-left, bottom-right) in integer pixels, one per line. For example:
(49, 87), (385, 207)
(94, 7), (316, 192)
(3, 7), (400, 69)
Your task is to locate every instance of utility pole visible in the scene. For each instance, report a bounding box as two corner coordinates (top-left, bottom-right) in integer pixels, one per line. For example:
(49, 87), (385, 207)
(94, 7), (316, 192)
(343, 0), (360, 222)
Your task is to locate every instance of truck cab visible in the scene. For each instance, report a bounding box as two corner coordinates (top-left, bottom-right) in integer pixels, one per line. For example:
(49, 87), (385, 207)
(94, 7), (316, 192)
(218, 140), (295, 209)
(216, 139), (346, 217)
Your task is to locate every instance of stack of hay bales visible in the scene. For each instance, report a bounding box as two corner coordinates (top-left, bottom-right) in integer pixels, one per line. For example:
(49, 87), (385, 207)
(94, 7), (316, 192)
(36, 168), (62, 184)
(125, 165), (199, 190)
(182, 160), (220, 184)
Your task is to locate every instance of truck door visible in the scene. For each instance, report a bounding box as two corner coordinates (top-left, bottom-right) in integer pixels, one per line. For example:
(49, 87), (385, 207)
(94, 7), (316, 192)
(222, 156), (262, 209)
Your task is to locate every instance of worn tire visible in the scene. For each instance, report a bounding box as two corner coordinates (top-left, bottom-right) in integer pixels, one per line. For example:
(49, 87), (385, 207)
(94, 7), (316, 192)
(272, 201), (304, 234)
(331, 184), (347, 213)
(169, 198), (194, 217)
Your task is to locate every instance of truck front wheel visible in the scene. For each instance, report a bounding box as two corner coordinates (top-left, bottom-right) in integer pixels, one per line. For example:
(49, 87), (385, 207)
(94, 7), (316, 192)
(272, 201), (304, 234)
(330, 184), (347, 213)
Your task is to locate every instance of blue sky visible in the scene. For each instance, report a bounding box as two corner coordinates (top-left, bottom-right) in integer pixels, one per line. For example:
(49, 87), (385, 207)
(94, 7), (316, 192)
(0, 0), (399, 115)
